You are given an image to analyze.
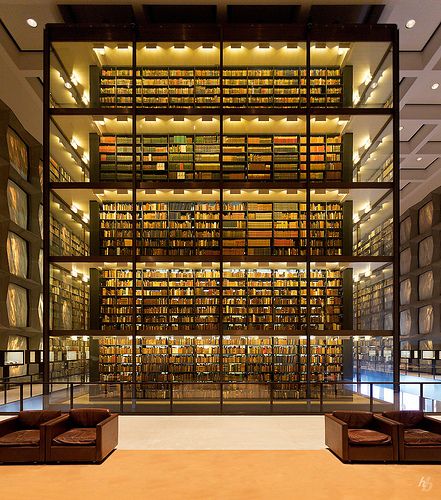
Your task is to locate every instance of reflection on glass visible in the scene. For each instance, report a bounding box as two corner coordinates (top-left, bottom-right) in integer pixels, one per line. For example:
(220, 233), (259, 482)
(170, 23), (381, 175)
(7, 180), (28, 229)
(7, 232), (27, 278)
(7, 334), (27, 350)
(7, 284), (28, 327)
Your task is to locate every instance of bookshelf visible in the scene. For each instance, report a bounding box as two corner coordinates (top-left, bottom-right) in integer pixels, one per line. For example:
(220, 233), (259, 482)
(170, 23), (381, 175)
(91, 65), (349, 109)
(50, 215), (89, 257)
(50, 266), (89, 330)
(49, 337), (89, 381)
(91, 133), (350, 182)
(46, 24), (399, 411)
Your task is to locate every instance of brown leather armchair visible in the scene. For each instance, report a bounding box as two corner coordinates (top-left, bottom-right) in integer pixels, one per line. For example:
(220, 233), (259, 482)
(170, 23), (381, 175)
(325, 410), (399, 463)
(382, 410), (441, 462)
(0, 410), (61, 463)
(44, 408), (118, 463)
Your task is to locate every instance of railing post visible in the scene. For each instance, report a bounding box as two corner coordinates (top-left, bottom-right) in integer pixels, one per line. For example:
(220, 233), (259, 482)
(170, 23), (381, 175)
(369, 383), (373, 412)
(19, 384), (24, 411)
(30, 375), (33, 398)
(70, 383), (74, 409)
(120, 383), (124, 414)
(170, 382), (173, 413)
(320, 383), (323, 413)
(419, 383), (424, 412)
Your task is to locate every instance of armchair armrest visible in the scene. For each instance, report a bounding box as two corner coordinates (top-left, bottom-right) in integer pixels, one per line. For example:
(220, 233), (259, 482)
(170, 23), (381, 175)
(96, 414), (118, 460)
(0, 416), (19, 437)
(325, 414), (348, 462)
(372, 415), (399, 460)
(380, 414), (405, 457)
(422, 416), (441, 434)
(41, 414), (71, 459)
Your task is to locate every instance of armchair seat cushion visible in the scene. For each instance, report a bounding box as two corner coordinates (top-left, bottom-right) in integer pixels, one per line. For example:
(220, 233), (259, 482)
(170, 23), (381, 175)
(404, 429), (441, 446)
(348, 429), (391, 446)
(53, 428), (96, 446)
(0, 429), (40, 446)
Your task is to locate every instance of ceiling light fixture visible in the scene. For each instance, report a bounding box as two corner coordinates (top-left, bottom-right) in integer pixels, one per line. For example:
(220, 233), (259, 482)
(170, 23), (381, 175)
(286, 42), (298, 49)
(202, 43), (214, 49)
(174, 43), (186, 49)
(64, 81), (72, 89)
(417, 157), (422, 161)
(26, 18), (38, 28)
(431, 83), (439, 90)
(230, 43), (242, 49)
(399, 126), (404, 131)
(145, 43), (158, 49)
(93, 45), (106, 55)
(258, 42), (270, 49)
(405, 19), (416, 29)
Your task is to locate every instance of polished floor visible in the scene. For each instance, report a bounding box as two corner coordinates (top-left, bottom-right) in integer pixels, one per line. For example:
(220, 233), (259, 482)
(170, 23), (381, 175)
(1, 449), (440, 500)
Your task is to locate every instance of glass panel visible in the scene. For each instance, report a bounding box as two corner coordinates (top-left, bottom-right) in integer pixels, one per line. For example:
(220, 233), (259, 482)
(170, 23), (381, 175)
(400, 278), (411, 305)
(418, 236), (433, 267)
(50, 264), (90, 331)
(49, 336), (89, 381)
(418, 271), (433, 301)
(419, 305), (433, 335)
(7, 232), (27, 278)
(137, 41), (221, 108)
(310, 41), (393, 108)
(7, 127), (28, 179)
(353, 336), (394, 379)
(50, 41), (133, 109)
(7, 180), (28, 229)
(223, 41), (307, 108)
(400, 248), (411, 274)
(7, 284), (28, 327)
(353, 263), (393, 331)
(223, 115), (307, 181)
(418, 201), (433, 234)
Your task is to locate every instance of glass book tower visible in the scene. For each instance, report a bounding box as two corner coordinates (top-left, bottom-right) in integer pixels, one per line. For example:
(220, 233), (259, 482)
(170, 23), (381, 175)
(44, 23), (399, 413)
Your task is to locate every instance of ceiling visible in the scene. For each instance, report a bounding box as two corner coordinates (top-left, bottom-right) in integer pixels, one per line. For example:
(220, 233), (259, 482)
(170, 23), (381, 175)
(0, 0), (440, 212)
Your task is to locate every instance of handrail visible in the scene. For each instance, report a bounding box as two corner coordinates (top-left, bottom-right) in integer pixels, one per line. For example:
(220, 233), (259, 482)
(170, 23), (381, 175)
(1, 380), (441, 415)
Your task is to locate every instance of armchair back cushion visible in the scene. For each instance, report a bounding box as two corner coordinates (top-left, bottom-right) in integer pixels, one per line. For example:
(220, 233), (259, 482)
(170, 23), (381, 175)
(69, 408), (111, 427)
(383, 410), (424, 428)
(17, 410), (61, 429)
(332, 411), (373, 428)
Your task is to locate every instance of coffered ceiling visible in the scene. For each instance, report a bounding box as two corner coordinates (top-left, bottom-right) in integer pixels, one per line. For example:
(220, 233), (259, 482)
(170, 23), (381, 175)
(0, 0), (440, 212)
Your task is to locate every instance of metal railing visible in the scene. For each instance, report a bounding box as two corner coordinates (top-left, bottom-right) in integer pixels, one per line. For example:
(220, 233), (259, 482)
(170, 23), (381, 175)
(1, 380), (440, 414)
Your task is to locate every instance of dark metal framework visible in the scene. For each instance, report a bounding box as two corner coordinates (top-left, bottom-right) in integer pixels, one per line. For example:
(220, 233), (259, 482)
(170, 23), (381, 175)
(43, 22), (400, 408)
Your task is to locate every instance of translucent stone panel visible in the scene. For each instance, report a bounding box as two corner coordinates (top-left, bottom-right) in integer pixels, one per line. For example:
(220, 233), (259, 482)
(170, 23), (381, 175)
(39, 204), (43, 239)
(400, 278), (411, 305)
(7, 334), (27, 350)
(418, 305), (433, 334)
(7, 284), (28, 327)
(39, 249), (43, 283)
(7, 180), (27, 229)
(418, 271), (433, 301)
(7, 128), (28, 180)
(400, 217), (411, 245)
(418, 236), (433, 267)
(39, 294), (43, 330)
(7, 232), (27, 278)
(400, 309), (411, 336)
(418, 201), (433, 234)
(400, 247), (411, 274)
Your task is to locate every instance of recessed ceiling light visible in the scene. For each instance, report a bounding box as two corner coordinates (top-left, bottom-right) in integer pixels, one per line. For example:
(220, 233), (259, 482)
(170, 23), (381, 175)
(417, 157), (422, 161)
(431, 83), (439, 90)
(26, 18), (38, 28)
(399, 126), (404, 131)
(405, 19), (416, 29)
(64, 81), (72, 89)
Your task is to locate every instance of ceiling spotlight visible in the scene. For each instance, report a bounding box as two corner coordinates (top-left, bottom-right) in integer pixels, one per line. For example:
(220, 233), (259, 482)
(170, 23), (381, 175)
(230, 43), (242, 49)
(399, 126), (404, 131)
(258, 42), (270, 49)
(431, 83), (439, 90)
(286, 42), (298, 49)
(202, 43), (214, 49)
(64, 81), (72, 89)
(405, 19), (416, 29)
(26, 18), (38, 28)
(174, 43), (186, 49)
(145, 43), (158, 50)
(417, 157), (422, 161)
(314, 42), (327, 49)
(337, 43), (350, 55)
(371, 82), (378, 89)
(93, 45), (106, 55)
